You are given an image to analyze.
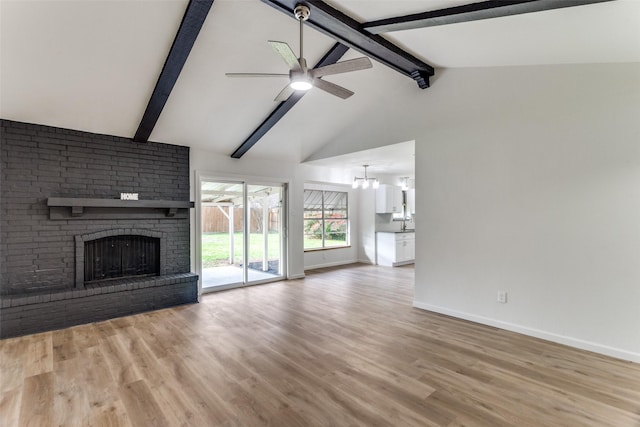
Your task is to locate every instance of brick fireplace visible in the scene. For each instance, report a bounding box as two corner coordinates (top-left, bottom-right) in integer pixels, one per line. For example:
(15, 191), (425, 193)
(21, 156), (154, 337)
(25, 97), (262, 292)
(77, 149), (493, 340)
(0, 120), (198, 338)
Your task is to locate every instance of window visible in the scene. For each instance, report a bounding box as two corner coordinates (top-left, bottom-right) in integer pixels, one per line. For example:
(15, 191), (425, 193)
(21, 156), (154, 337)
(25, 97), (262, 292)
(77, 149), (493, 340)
(303, 189), (349, 250)
(392, 191), (411, 221)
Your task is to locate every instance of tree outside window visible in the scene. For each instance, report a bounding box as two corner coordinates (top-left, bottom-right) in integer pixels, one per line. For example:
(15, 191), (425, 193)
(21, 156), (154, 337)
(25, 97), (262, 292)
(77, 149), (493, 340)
(303, 190), (349, 250)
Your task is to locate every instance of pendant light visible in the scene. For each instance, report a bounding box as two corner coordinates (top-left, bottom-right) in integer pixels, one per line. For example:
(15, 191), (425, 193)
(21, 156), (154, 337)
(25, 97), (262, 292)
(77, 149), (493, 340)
(352, 165), (379, 189)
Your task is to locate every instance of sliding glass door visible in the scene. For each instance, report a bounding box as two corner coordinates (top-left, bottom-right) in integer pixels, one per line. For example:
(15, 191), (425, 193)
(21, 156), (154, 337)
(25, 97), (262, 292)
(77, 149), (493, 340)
(246, 184), (284, 282)
(200, 181), (245, 288)
(199, 178), (286, 291)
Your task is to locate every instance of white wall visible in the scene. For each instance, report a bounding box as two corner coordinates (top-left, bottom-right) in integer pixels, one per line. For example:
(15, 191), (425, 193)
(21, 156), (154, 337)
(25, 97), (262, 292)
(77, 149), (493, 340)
(357, 189), (376, 264)
(413, 64), (640, 362)
(305, 63), (640, 362)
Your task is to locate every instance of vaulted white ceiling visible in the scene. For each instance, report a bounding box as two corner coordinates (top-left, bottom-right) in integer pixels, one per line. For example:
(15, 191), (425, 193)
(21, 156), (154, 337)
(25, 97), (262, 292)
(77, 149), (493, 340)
(1, 0), (639, 171)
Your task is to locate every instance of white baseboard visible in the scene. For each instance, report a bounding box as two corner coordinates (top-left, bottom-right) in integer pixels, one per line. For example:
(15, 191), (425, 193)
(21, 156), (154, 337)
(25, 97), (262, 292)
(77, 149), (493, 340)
(392, 260), (415, 267)
(413, 301), (640, 363)
(304, 259), (358, 271)
(287, 273), (306, 280)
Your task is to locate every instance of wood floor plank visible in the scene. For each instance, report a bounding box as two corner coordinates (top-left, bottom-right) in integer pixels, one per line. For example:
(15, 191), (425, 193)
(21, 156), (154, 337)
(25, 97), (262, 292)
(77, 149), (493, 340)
(71, 323), (100, 349)
(0, 386), (23, 427)
(118, 379), (170, 427)
(53, 357), (90, 426)
(328, 369), (446, 427)
(2, 264), (639, 426)
(93, 319), (117, 341)
(474, 360), (640, 427)
(18, 371), (54, 427)
(100, 332), (143, 386)
(221, 350), (337, 425)
(428, 390), (524, 427)
(85, 397), (132, 427)
(149, 379), (213, 427)
(23, 333), (53, 378)
(82, 344), (120, 405)
(52, 327), (77, 363)
(158, 347), (241, 425)
(0, 337), (26, 393)
(120, 327), (168, 388)
(244, 349), (386, 427)
(129, 313), (171, 359)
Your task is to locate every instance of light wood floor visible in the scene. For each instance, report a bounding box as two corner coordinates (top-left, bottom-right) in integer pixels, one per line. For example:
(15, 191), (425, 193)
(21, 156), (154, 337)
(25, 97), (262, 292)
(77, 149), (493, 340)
(1, 264), (639, 426)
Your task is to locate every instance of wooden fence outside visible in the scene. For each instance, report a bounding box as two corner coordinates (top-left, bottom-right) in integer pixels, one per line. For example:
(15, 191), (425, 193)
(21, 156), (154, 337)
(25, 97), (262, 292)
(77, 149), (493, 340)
(202, 206), (280, 233)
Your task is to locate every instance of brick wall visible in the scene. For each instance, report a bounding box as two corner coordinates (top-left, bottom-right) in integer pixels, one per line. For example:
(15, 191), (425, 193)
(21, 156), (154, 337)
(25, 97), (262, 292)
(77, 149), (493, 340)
(0, 120), (198, 337)
(0, 119), (191, 294)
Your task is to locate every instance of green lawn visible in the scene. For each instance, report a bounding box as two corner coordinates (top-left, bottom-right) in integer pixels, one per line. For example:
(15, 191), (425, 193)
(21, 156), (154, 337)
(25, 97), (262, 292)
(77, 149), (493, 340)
(202, 232), (281, 268)
(303, 237), (324, 249)
(202, 232), (346, 268)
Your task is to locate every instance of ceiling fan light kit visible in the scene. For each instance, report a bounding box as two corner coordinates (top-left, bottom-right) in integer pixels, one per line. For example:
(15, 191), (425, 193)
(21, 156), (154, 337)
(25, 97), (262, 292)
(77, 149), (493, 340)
(225, 3), (372, 101)
(289, 72), (312, 91)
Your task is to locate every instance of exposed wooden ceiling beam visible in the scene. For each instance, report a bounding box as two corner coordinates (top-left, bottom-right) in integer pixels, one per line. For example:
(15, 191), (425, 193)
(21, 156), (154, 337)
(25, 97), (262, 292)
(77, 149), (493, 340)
(133, 0), (214, 142)
(261, 0), (434, 89)
(230, 43), (349, 159)
(363, 0), (614, 34)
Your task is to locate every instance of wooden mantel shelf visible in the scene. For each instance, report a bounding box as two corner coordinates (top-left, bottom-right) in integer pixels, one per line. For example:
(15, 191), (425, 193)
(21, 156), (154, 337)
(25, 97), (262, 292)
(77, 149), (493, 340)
(47, 197), (194, 209)
(47, 197), (194, 220)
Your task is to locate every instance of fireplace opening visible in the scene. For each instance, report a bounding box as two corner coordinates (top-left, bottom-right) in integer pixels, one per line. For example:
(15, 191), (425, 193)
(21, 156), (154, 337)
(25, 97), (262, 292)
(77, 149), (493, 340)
(84, 235), (160, 284)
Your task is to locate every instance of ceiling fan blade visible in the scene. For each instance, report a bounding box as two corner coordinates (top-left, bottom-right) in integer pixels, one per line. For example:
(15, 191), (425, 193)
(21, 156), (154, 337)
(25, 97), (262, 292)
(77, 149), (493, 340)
(309, 57), (372, 78)
(313, 79), (354, 100)
(274, 84), (295, 102)
(268, 40), (301, 70)
(225, 73), (289, 78)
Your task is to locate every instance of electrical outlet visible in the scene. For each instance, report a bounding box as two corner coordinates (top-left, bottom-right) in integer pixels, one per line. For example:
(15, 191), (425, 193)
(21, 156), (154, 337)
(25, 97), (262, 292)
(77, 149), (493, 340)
(497, 291), (507, 304)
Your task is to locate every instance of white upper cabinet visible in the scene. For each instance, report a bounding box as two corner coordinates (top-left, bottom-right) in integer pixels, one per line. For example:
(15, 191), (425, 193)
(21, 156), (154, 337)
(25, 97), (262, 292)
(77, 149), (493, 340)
(376, 184), (403, 213)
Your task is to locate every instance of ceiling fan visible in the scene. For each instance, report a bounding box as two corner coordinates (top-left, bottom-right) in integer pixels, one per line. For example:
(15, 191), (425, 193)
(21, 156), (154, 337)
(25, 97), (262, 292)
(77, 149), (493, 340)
(225, 4), (372, 102)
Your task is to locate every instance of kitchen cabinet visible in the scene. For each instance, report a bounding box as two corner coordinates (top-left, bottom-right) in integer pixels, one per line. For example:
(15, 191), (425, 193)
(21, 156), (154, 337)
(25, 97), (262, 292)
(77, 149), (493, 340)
(376, 184), (403, 214)
(376, 231), (415, 266)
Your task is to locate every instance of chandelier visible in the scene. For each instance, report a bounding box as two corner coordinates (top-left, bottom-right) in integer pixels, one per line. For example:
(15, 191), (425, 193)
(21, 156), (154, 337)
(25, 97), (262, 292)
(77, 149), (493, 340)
(352, 165), (379, 189)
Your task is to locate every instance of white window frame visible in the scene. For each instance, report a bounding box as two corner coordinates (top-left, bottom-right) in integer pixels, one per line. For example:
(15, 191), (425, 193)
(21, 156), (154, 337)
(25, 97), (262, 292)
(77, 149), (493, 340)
(303, 188), (350, 251)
